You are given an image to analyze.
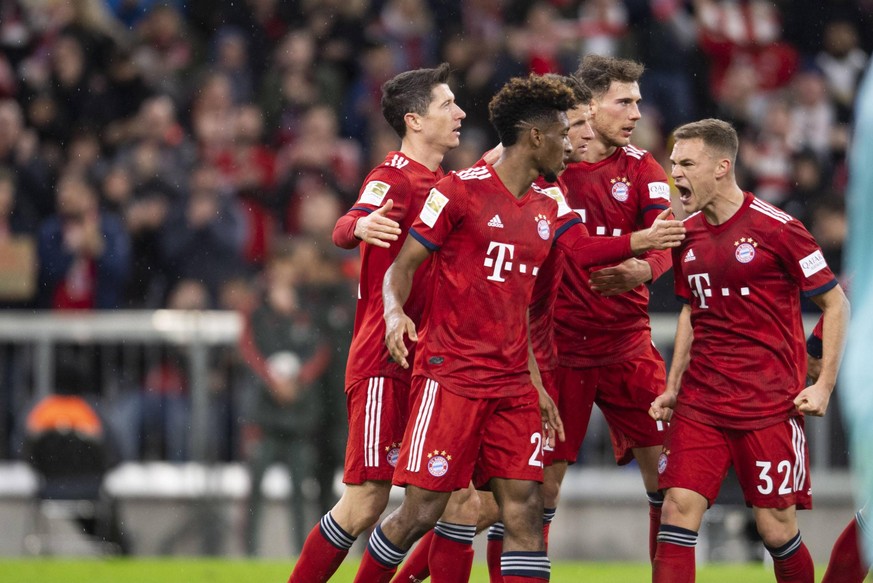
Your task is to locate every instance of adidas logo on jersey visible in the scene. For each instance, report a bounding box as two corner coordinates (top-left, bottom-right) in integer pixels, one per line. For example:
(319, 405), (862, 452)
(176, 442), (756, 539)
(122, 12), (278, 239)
(684, 248), (696, 262)
(487, 215), (504, 228)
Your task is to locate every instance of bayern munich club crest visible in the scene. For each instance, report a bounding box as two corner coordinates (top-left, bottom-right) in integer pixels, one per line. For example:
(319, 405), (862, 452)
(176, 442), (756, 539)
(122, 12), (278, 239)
(658, 451), (669, 475)
(426, 449), (451, 477)
(385, 443), (400, 467)
(535, 214), (551, 240)
(610, 177), (631, 202)
(734, 237), (759, 263)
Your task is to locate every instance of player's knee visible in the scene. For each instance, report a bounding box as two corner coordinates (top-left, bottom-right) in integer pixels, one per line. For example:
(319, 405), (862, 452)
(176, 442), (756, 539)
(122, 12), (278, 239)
(754, 510), (798, 548)
(660, 488), (706, 530)
(442, 485), (480, 520)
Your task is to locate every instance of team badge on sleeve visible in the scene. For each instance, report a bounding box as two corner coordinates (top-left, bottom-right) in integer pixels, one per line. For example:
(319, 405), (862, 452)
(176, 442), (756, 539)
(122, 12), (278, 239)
(426, 450), (451, 477)
(799, 249), (827, 277)
(539, 186), (574, 217)
(420, 188), (449, 228)
(360, 180), (390, 206)
(648, 182), (671, 201)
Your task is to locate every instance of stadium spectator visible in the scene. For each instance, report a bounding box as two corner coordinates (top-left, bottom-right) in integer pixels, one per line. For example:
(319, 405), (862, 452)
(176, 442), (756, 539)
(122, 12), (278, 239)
(239, 248), (331, 556)
(37, 174), (131, 310)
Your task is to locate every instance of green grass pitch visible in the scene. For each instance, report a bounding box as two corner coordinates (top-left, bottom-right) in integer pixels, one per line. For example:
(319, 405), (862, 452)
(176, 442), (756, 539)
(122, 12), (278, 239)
(0, 559), (851, 583)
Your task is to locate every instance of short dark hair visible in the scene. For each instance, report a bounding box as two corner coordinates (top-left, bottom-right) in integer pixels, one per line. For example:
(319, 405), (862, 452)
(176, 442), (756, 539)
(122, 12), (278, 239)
(574, 55), (644, 98)
(381, 62), (452, 138)
(488, 75), (576, 147)
(673, 118), (739, 164)
(544, 74), (593, 106)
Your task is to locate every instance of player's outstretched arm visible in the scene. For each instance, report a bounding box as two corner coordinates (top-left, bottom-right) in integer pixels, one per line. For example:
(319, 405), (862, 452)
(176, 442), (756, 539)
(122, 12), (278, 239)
(629, 208), (685, 254)
(589, 257), (654, 296)
(795, 285), (850, 416)
(650, 304), (692, 423)
(383, 236), (431, 368)
(354, 199), (402, 248)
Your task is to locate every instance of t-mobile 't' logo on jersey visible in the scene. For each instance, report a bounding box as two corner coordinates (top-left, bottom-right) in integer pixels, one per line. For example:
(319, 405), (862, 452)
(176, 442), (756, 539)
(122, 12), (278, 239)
(484, 242), (514, 282)
(484, 241), (540, 282)
(688, 273), (712, 308)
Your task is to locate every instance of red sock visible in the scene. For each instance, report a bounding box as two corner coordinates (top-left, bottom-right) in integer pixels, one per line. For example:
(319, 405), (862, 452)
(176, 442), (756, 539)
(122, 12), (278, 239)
(393, 529), (434, 582)
(822, 518), (867, 583)
(653, 525), (697, 583)
(288, 516), (354, 583)
(771, 540), (814, 583)
(354, 548), (399, 583)
(429, 528), (474, 582)
(647, 492), (664, 564)
(486, 523), (504, 583)
(649, 503), (663, 563)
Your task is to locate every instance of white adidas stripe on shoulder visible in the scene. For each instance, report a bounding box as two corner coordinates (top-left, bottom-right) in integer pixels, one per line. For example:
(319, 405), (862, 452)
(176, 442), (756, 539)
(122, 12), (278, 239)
(682, 210), (702, 223)
(455, 166), (492, 180)
(624, 144), (647, 159)
(750, 199), (791, 224)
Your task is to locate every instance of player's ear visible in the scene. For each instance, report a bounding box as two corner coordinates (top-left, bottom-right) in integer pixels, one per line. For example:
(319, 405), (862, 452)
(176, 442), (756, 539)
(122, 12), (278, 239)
(404, 112), (422, 134)
(715, 157), (731, 179)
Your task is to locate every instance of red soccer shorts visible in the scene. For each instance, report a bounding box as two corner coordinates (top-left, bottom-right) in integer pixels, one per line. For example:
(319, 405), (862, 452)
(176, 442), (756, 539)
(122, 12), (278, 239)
(658, 413), (812, 509)
(553, 342), (667, 465)
(342, 376), (411, 484)
(392, 376), (545, 492)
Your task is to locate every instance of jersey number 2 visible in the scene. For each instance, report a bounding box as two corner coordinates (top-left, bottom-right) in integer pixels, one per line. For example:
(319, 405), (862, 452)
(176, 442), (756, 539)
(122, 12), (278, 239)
(528, 433), (543, 468)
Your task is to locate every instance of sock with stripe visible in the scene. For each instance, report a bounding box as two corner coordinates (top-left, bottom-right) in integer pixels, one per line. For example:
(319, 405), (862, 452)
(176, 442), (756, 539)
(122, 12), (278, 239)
(767, 531), (814, 583)
(392, 529), (434, 583)
(647, 491), (664, 563)
(354, 525), (407, 583)
(501, 550), (550, 582)
(287, 513), (356, 583)
(653, 524), (697, 583)
(486, 522), (505, 583)
(542, 508), (556, 552)
(428, 521), (476, 582)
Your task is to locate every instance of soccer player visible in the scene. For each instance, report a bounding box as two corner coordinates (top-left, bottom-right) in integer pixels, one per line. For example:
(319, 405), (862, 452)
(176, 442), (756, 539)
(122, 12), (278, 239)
(287, 63), (465, 583)
(650, 119), (850, 583)
(354, 75), (684, 583)
(547, 54), (674, 563)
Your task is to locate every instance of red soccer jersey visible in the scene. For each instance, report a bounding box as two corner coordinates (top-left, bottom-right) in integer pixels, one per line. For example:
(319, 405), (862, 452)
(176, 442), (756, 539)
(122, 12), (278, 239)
(673, 192), (838, 430)
(408, 164), (629, 399)
(339, 151), (444, 387)
(555, 145), (672, 367)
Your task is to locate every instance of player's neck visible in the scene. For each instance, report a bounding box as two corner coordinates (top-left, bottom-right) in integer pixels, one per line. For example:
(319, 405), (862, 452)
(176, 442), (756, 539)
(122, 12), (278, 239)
(399, 139), (444, 172)
(583, 137), (617, 163)
(493, 150), (538, 199)
(702, 184), (746, 225)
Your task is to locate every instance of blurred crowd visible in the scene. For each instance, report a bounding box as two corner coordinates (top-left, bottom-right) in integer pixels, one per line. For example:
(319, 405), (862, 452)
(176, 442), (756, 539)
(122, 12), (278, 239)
(0, 0), (869, 486)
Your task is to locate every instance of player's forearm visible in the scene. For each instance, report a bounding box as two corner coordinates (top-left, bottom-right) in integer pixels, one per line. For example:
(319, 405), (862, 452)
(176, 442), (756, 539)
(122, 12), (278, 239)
(816, 291), (850, 391)
(382, 262), (414, 320)
(333, 212), (364, 249)
(641, 248), (671, 282)
(666, 306), (693, 394)
(558, 228), (633, 268)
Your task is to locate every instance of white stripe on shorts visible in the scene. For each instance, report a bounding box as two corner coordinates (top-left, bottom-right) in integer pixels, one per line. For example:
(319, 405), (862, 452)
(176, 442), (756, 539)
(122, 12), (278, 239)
(790, 418), (806, 492)
(364, 377), (384, 467)
(407, 379), (438, 473)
